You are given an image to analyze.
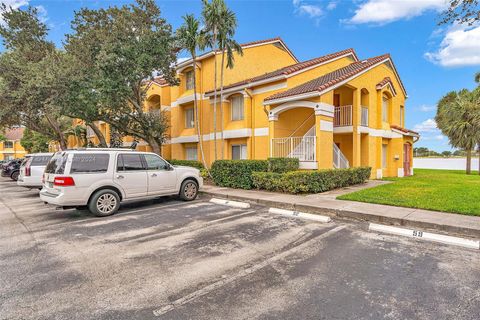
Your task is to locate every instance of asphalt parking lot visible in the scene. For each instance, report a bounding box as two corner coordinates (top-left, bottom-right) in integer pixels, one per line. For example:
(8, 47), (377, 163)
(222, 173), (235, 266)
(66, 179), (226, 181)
(0, 177), (479, 320)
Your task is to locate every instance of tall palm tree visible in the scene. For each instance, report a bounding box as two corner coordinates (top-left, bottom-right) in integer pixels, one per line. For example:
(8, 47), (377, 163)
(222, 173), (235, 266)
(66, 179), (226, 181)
(176, 14), (209, 170)
(202, 0), (225, 161)
(436, 89), (480, 174)
(217, 8), (242, 159)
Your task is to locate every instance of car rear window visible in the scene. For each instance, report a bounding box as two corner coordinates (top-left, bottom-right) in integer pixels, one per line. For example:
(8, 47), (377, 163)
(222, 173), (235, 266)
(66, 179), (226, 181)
(70, 153), (110, 174)
(45, 153), (68, 174)
(31, 155), (52, 166)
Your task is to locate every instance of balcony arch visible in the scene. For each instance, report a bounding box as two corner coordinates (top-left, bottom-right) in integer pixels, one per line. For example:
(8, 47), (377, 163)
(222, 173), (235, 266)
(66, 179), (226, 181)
(268, 100), (334, 121)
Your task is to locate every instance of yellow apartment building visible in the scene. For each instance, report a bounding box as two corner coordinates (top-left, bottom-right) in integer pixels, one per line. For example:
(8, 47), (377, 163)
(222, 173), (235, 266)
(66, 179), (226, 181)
(0, 127), (27, 161)
(77, 37), (419, 178)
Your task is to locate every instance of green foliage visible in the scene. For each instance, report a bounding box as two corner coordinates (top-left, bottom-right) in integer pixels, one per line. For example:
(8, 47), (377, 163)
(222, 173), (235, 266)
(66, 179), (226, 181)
(338, 169), (480, 216)
(252, 167), (372, 194)
(20, 128), (50, 153)
(211, 160), (269, 189)
(267, 157), (299, 173)
(169, 159), (204, 169)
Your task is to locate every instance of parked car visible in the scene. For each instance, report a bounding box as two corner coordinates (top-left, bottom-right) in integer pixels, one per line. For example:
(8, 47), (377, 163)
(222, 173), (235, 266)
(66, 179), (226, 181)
(17, 153), (53, 189)
(1, 158), (28, 181)
(40, 149), (203, 217)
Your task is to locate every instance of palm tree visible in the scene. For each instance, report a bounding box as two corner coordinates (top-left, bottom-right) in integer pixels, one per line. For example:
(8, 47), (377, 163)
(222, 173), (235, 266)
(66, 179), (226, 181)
(436, 89), (480, 174)
(176, 14), (209, 170)
(475, 71), (480, 84)
(202, 0), (225, 161)
(217, 7), (242, 159)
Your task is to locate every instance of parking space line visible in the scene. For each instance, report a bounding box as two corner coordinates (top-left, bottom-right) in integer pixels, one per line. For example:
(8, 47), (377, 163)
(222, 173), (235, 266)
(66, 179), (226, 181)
(152, 225), (346, 317)
(209, 198), (251, 209)
(269, 207), (331, 223)
(369, 223), (480, 250)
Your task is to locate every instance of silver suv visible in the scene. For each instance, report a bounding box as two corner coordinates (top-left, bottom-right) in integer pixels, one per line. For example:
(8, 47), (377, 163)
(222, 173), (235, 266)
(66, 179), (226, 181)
(39, 149), (203, 216)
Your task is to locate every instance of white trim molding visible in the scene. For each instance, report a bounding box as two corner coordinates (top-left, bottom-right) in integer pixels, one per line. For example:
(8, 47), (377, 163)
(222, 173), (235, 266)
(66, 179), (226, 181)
(320, 120), (333, 132)
(376, 169), (383, 179)
(333, 126), (353, 134)
(252, 82), (288, 95)
(397, 168), (404, 177)
(175, 93), (204, 106)
(170, 135), (199, 144)
(254, 127), (269, 136)
(268, 100), (334, 121)
(299, 161), (318, 170)
(202, 128), (252, 141)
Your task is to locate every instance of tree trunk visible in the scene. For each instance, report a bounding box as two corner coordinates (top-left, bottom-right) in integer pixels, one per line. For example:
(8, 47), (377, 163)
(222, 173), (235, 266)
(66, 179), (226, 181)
(45, 114), (67, 150)
(87, 122), (108, 147)
(149, 139), (161, 156)
(219, 51), (226, 160)
(466, 149), (472, 174)
(212, 31), (218, 161)
(192, 60), (209, 171)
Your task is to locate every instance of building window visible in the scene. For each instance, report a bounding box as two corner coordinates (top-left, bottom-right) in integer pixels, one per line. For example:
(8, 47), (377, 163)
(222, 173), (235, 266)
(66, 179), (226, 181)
(232, 144), (247, 160)
(3, 141), (13, 149)
(186, 146), (198, 160)
(382, 144), (388, 169)
(185, 70), (194, 90)
(231, 95), (244, 121)
(400, 106), (404, 127)
(382, 97), (388, 122)
(185, 108), (194, 128)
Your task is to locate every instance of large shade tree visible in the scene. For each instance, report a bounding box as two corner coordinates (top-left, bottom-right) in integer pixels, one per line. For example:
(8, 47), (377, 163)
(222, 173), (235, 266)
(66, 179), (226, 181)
(0, 5), (69, 149)
(65, 0), (178, 155)
(436, 88), (480, 174)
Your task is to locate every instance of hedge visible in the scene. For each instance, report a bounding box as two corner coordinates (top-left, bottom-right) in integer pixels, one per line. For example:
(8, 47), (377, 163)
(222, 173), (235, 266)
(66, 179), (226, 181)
(211, 160), (269, 189)
(267, 157), (299, 173)
(252, 167), (372, 194)
(168, 159), (204, 170)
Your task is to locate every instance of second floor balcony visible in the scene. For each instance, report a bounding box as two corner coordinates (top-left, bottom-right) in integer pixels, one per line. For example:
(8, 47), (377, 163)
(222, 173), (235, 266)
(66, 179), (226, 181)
(333, 105), (369, 127)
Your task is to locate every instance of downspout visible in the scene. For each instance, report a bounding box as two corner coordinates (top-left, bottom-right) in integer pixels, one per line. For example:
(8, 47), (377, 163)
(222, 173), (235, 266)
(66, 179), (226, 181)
(245, 88), (254, 160)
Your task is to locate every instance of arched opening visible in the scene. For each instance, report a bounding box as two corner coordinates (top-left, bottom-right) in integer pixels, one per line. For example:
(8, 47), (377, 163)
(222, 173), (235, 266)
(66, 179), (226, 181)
(147, 94), (161, 114)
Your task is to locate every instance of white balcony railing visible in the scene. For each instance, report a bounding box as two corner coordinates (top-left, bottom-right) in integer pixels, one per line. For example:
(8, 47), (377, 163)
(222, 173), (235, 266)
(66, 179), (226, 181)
(271, 136), (316, 162)
(333, 143), (350, 169)
(334, 105), (352, 127)
(361, 106), (369, 127)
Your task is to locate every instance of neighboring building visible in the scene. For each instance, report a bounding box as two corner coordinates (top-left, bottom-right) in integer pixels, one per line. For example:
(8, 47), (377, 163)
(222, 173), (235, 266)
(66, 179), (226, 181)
(0, 127), (27, 161)
(75, 37), (419, 178)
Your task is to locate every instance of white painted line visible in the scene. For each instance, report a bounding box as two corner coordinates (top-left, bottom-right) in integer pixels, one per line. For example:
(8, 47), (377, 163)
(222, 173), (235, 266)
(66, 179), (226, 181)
(209, 198), (251, 209)
(269, 207), (331, 223)
(369, 223), (480, 250)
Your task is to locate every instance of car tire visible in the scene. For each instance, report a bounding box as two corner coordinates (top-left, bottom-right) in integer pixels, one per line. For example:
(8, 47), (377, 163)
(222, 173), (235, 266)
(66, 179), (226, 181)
(88, 189), (121, 217)
(10, 171), (19, 181)
(179, 179), (199, 201)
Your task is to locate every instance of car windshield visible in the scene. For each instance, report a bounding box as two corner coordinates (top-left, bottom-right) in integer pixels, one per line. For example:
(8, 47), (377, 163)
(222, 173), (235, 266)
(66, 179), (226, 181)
(44, 152), (68, 174)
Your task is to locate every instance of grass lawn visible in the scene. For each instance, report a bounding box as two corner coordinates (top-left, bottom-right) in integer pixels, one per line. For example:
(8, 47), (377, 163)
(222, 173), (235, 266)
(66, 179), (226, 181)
(337, 169), (480, 216)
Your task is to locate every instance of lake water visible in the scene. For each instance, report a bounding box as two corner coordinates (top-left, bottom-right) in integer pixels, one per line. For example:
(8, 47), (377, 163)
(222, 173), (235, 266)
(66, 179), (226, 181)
(413, 158), (479, 170)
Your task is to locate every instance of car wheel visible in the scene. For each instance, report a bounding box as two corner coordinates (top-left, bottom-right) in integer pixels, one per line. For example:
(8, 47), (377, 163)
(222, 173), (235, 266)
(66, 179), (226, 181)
(88, 189), (120, 217)
(10, 171), (19, 181)
(179, 179), (198, 201)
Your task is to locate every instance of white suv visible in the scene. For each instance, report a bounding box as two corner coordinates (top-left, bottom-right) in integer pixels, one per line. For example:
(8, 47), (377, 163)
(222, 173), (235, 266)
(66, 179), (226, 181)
(17, 153), (53, 189)
(39, 149), (203, 217)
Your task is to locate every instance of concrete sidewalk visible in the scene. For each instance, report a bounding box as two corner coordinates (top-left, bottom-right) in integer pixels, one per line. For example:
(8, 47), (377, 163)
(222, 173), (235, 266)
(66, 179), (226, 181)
(201, 183), (480, 238)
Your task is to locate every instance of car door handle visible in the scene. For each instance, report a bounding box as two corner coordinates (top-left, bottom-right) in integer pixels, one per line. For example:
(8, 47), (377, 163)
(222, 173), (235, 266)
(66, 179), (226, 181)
(116, 175), (124, 179)
(151, 173), (157, 177)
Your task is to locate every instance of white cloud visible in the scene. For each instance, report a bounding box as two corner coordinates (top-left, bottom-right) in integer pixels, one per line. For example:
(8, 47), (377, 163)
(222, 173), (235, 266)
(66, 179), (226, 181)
(326, 1), (338, 10)
(422, 134), (445, 141)
(348, 0), (446, 25)
(418, 104), (436, 112)
(293, 0), (323, 20)
(425, 24), (480, 67)
(0, 0), (29, 24)
(414, 118), (438, 133)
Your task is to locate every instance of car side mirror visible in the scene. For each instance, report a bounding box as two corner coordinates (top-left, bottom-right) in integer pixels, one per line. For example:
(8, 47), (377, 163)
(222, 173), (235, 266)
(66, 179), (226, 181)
(164, 163), (173, 171)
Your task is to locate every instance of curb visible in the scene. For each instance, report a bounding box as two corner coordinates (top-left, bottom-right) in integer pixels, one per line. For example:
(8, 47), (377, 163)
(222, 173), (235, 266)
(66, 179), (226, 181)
(200, 190), (480, 239)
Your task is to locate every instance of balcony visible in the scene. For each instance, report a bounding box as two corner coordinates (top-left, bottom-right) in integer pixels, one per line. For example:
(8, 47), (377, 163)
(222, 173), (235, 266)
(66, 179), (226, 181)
(333, 105), (369, 127)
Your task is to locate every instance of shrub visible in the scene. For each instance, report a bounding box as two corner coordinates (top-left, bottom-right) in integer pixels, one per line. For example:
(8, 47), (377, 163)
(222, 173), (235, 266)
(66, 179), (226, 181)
(169, 159), (204, 170)
(267, 157), (299, 173)
(211, 160), (269, 189)
(252, 167), (371, 194)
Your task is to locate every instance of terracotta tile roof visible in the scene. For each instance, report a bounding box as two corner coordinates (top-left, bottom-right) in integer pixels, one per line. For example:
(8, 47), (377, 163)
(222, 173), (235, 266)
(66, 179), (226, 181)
(376, 77), (397, 95)
(390, 125), (419, 136)
(3, 127), (24, 141)
(264, 54), (391, 102)
(152, 77), (167, 86)
(204, 48), (358, 95)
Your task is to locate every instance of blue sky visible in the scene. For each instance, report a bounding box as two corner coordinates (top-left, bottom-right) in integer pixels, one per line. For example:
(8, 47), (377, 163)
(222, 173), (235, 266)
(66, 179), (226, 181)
(2, 0), (480, 151)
